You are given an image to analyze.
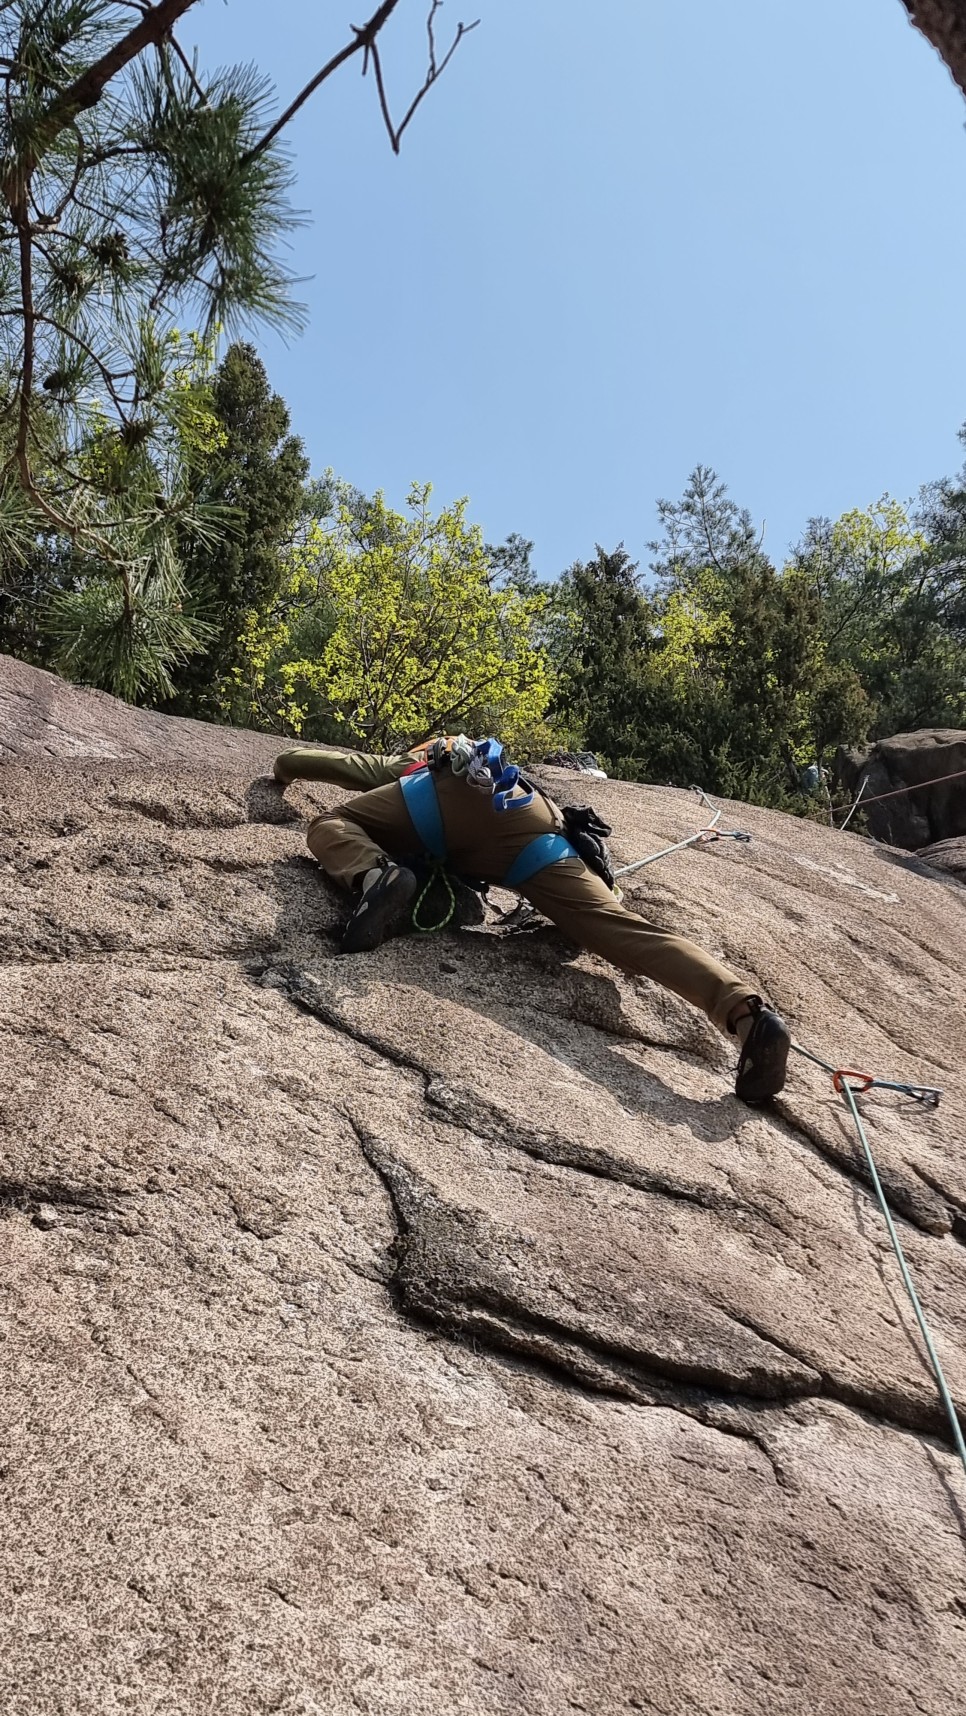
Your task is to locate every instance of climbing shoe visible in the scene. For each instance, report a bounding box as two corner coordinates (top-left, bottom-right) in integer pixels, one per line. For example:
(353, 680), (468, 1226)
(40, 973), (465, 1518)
(340, 861), (417, 954)
(734, 1002), (791, 1105)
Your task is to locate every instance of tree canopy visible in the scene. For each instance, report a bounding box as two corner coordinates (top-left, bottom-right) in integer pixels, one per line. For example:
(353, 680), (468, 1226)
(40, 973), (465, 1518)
(3, 1), (965, 818)
(0, 0), (475, 698)
(230, 481), (553, 750)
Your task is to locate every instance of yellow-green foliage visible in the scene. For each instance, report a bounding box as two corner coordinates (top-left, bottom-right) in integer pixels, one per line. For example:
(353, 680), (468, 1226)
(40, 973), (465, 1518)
(656, 572), (735, 690)
(827, 498), (926, 579)
(237, 481), (554, 745)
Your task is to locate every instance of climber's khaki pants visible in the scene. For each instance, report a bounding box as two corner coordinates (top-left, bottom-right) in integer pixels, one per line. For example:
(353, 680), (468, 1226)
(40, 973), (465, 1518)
(307, 772), (752, 1035)
(274, 747), (412, 792)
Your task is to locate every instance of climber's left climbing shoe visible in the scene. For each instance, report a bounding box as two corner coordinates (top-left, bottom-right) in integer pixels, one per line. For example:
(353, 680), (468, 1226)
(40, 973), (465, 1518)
(734, 1004), (791, 1105)
(340, 861), (417, 954)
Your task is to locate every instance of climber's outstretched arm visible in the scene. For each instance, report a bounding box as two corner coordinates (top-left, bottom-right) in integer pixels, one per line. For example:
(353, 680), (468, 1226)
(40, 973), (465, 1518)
(273, 747), (411, 791)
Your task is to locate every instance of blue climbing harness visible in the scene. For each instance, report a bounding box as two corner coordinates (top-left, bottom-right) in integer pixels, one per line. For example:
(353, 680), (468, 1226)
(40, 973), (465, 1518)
(399, 757), (578, 889)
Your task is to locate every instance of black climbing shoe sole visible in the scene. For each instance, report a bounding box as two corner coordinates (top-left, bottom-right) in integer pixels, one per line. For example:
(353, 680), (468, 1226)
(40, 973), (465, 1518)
(734, 1007), (791, 1105)
(340, 865), (418, 954)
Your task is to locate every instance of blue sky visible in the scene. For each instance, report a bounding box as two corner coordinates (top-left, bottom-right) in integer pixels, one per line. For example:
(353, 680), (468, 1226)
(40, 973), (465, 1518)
(185, 0), (966, 578)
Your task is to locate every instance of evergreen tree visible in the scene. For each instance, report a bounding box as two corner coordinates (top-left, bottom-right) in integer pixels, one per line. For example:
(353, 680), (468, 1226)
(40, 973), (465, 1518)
(167, 342), (308, 719)
(486, 533), (539, 594)
(650, 464), (764, 590)
(549, 545), (654, 768)
(0, 0), (474, 700)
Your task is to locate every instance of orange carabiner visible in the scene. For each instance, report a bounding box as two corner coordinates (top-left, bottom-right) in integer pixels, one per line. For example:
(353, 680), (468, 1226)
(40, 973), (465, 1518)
(832, 1068), (875, 1094)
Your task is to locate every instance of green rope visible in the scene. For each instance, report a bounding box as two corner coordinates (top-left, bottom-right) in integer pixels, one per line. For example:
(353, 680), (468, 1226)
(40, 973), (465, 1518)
(837, 1076), (966, 1474)
(412, 861), (457, 934)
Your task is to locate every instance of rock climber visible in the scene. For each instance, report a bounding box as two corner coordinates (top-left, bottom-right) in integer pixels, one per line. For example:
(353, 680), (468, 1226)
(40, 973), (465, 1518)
(274, 737), (791, 1106)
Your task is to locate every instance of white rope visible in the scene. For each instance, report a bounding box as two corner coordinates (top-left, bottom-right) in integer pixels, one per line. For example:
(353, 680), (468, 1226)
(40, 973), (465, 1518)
(838, 774), (868, 833)
(613, 787), (742, 879)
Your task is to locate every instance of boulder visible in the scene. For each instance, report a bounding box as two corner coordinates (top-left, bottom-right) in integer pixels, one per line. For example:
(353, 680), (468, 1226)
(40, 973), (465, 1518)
(835, 728), (966, 849)
(918, 834), (966, 883)
(2, 654), (966, 1716)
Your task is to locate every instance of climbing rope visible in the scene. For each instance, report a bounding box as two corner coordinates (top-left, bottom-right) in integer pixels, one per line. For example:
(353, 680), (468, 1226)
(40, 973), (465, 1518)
(411, 861), (457, 934)
(791, 1042), (963, 1468)
(614, 786), (964, 1473)
(838, 1077), (966, 1473)
(793, 1053), (965, 1474)
(837, 775), (868, 833)
(613, 786), (752, 879)
(832, 763), (966, 824)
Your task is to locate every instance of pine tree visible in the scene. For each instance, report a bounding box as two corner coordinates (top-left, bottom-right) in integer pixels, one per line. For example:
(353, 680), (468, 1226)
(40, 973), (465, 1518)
(167, 343), (309, 719)
(550, 545), (654, 768)
(0, 1), (475, 700)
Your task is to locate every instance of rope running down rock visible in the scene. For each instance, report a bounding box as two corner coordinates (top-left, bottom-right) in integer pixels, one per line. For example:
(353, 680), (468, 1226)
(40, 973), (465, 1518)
(623, 786), (965, 1477)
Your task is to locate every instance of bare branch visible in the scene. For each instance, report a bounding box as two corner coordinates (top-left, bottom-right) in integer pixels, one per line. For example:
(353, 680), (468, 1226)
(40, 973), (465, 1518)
(241, 0), (404, 166)
(372, 2), (479, 156)
(243, 0), (477, 164)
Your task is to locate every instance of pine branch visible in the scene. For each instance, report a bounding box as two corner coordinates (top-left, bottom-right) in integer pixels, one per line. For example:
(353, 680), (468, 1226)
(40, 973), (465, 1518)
(3, 0), (200, 194)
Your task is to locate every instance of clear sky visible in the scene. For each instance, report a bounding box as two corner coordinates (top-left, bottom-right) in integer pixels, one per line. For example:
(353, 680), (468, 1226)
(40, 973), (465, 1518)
(183, 0), (966, 579)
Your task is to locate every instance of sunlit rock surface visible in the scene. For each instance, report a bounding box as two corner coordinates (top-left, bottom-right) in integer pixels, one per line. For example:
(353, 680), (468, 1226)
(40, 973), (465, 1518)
(2, 655), (965, 1716)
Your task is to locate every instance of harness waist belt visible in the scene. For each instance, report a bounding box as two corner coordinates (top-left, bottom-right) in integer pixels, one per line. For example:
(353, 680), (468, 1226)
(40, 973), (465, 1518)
(400, 769), (578, 886)
(502, 833), (579, 888)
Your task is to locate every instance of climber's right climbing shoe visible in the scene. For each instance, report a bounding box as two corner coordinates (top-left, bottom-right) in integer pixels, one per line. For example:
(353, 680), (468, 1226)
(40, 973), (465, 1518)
(340, 861), (418, 954)
(734, 1003), (791, 1105)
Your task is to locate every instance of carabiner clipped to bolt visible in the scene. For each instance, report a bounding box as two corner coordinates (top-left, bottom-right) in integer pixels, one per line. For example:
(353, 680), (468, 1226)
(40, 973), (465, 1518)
(832, 1068), (875, 1095)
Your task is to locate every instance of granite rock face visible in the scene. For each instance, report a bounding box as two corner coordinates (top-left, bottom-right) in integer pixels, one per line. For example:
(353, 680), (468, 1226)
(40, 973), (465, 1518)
(836, 728), (966, 849)
(918, 834), (966, 882)
(2, 656), (966, 1716)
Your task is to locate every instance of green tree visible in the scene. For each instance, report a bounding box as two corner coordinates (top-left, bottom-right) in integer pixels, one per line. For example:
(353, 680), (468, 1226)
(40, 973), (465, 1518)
(549, 544), (655, 768)
(793, 496), (966, 733)
(651, 463), (763, 589)
(235, 481), (554, 749)
(166, 341), (308, 719)
(487, 532), (539, 594)
(635, 556), (829, 801)
(913, 438), (966, 657)
(0, 0), (475, 699)
(4, 330), (230, 699)
(639, 468), (868, 803)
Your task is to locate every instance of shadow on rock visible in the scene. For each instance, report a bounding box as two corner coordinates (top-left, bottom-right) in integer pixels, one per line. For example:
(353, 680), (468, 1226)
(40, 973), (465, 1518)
(872, 842), (966, 894)
(243, 775), (305, 827)
(254, 843), (742, 1148)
